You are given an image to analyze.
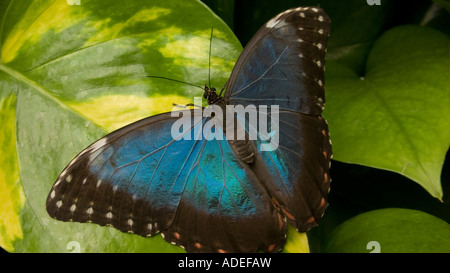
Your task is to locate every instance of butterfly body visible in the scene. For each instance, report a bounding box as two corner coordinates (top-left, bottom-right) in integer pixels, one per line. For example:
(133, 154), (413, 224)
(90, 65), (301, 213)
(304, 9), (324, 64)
(203, 85), (257, 165)
(47, 6), (331, 253)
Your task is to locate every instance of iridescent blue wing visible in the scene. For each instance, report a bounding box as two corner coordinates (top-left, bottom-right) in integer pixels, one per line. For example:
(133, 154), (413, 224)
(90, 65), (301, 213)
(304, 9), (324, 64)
(225, 7), (330, 115)
(224, 7), (332, 231)
(252, 110), (331, 232)
(46, 110), (286, 253)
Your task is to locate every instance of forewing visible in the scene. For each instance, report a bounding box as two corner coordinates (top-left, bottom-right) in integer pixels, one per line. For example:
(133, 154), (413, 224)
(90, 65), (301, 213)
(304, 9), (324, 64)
(225, 7), (330, 115)
(46, 110), (286, 252)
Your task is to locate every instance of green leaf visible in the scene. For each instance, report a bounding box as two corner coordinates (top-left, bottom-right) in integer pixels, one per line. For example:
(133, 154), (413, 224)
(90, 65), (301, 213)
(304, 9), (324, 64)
(0, 88), (25, 252)
(281, 226), (309, 253)
(324, 25), (450, 199)
(323, 0), (398, 74)
(201, 0), (235, 30)
(434, 0), (450, 12)
(324, 208), (450, 253)
(0, 0), (245, 253)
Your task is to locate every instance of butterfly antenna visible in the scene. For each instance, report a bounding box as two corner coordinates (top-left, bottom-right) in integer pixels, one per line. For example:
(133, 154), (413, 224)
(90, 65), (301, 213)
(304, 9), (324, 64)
(208, 27), (213, 88)
(146, 76), (204, 90)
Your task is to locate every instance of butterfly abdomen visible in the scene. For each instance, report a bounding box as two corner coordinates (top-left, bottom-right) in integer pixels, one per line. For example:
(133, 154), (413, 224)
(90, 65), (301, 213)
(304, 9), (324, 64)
(213, 99), (256, 164)
(228, 139), (255, 164)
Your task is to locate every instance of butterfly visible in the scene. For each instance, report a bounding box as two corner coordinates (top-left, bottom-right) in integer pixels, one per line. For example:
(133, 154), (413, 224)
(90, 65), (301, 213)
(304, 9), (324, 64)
(46, 6), (331, 253)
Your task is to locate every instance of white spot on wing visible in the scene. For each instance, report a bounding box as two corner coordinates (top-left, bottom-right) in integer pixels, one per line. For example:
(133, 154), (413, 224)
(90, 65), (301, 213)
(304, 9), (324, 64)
(60, 168), (69, 178)
(265, 8), (292, 28)
(54, 179), (62, 187)
(86, 138), (108, 163)
(91, 138), (107, 150)
(266, 18), (277, 28)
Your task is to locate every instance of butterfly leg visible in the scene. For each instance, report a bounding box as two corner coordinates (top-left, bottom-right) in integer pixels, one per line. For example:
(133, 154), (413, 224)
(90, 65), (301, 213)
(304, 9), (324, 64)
(172, 103), (204, 109)
(218, 79), (229, 97)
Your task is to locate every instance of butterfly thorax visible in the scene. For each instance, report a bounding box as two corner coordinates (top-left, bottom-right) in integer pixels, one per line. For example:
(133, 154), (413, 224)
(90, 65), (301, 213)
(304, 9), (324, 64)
(203, 85), (222, 104)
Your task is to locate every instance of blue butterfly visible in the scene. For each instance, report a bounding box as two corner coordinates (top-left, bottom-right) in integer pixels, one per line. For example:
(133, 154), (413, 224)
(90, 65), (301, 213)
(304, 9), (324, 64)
(46, 6), (331, 253)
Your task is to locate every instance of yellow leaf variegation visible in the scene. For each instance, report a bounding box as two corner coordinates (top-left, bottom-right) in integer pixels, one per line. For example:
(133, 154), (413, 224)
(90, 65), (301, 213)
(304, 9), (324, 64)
(0, 93), (26, 252)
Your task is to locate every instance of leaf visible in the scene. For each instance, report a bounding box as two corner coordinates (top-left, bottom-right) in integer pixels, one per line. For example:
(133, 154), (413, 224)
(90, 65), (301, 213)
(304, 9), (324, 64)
(322, 0), (399, 74)
(324, 208), (450, 253)
(0, 89), (25, 252)
(323, 25), (450, 199)
(201, 0), (235, 30)
(0, 0), (246, 253)
(434, 0), (450, 12)
(281, 226), (309, 253)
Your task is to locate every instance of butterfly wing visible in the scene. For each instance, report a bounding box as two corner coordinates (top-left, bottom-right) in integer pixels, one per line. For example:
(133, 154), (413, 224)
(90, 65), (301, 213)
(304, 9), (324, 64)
(252, 110), (331, 231)
(46, 110), (286, 252)
(224, 7), (332, 231)
(225, 7), (330, 115)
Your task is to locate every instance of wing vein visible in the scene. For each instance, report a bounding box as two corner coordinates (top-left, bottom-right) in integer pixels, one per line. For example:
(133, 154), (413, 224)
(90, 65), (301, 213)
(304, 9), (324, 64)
(232, 47), (288, 97)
